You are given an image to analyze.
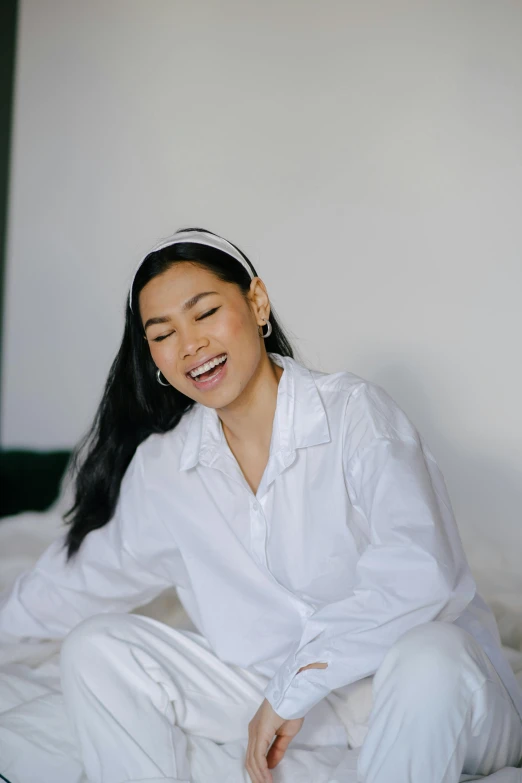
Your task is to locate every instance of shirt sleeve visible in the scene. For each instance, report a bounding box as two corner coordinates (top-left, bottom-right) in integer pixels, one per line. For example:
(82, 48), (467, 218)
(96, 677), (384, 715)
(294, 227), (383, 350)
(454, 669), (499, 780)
(263, 421), (476, 720)
(0, 446), (175, 645)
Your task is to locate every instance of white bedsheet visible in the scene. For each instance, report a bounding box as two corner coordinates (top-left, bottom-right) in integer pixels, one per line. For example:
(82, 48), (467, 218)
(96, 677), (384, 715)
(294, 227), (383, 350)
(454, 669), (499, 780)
(1, 492), (521, 783)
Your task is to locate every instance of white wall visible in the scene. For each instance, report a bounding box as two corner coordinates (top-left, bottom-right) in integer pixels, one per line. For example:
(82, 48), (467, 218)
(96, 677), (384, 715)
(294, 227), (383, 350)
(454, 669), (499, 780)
(2, 1), (521, 580)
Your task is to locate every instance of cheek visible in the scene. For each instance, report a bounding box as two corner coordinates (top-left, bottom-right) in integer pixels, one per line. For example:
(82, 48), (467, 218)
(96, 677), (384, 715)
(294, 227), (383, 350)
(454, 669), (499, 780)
(149, 342), (176, 368)
(222, 307), (255, 340)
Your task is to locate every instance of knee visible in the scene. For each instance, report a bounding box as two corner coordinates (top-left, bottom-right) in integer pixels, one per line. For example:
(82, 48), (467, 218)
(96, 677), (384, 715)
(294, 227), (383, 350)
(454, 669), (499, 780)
(60, 612), (132, 674)
(374, 622), (476, 701)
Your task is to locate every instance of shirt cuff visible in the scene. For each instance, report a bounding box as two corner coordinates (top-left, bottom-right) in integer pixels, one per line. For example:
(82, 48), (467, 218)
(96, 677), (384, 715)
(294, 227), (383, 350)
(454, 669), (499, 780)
(263, 654), (332, 720)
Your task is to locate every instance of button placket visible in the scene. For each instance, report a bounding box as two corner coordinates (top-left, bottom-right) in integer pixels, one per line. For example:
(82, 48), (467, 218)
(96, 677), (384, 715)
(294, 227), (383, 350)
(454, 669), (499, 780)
(250, 498), (267, 565)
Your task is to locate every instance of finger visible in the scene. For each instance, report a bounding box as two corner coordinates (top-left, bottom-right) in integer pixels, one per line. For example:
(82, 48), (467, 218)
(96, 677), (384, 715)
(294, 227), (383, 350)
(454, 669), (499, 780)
(247, 752), (268, 783)
(266, 733), (292, 768)
(254, 735), (272, 783)
(246, 731), (268, 783)
(245, 733), (259, 783)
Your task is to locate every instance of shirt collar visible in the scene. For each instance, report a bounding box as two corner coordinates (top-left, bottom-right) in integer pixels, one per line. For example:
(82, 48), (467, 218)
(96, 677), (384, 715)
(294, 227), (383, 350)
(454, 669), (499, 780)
(179, 352), (330, 472)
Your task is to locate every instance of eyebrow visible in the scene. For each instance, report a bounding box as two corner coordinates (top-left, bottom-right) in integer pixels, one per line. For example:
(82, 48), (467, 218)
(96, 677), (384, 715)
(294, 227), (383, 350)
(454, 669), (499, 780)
(143, 291), (219, 332)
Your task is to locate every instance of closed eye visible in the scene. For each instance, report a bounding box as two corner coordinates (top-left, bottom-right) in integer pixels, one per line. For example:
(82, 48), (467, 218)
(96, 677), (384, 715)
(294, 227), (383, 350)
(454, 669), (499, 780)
(199, 307), (220, 320)
(152, 307), (220, 342)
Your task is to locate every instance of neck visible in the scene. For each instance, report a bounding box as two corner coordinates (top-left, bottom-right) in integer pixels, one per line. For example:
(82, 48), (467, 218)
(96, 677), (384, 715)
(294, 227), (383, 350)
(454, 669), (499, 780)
(217, 352), (284, 452)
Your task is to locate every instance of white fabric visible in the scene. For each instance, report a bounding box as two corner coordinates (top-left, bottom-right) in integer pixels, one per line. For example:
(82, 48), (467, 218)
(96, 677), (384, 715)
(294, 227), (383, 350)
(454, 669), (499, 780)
(356, 622), (522, 780)
(58, 612), (349, 782)
(128, 229), (254, 311)
(1, 611), (519, 783)
(1, 352), (522, 782)
(32, 614), (522, 783)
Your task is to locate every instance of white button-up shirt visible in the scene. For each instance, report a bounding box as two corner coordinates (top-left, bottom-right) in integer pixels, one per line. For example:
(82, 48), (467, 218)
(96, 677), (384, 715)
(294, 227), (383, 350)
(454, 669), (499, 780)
(1, 353), (521, 722)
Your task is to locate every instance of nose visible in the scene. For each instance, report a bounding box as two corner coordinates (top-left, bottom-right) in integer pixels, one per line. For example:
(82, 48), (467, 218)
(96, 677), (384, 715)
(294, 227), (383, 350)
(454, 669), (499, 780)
(178, 324), (209, 361)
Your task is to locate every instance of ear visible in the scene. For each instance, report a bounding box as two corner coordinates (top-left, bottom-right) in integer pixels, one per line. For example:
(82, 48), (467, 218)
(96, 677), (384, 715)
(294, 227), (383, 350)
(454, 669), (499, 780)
(247, 277), (270, 321)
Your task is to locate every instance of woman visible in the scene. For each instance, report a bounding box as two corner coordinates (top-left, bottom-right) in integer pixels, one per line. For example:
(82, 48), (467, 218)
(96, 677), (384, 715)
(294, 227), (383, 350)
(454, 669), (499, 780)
(0, 227), (521, 783)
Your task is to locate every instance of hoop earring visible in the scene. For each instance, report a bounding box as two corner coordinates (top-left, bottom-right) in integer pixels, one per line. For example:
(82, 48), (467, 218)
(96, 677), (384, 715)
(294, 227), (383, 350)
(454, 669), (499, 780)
(156, 368), (171, 387)
(260, 319), (272, 339)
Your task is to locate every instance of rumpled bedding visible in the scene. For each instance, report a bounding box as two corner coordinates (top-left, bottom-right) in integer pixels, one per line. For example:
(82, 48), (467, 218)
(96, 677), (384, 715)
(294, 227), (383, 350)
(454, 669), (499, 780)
(1, 488), (521, 783)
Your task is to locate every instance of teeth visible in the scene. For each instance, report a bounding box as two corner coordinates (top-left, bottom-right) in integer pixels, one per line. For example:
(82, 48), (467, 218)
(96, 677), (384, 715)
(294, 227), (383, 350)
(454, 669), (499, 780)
(190, 354), (227, 378)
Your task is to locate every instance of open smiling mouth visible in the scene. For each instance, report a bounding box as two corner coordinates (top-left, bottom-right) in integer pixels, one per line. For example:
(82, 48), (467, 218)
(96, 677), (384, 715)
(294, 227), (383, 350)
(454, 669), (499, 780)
(187, 354), (228, 388)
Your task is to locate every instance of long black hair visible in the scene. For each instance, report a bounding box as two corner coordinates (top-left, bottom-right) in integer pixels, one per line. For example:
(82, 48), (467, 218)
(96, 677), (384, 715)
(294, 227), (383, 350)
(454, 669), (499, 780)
(62, 228), (297, 562)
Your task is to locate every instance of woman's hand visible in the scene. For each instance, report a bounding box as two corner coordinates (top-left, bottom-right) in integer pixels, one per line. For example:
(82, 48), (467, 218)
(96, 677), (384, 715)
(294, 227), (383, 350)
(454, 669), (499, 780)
(297, 661), (328, 673)
(246, 698), (304, 783)
(245, 663), (327, 781)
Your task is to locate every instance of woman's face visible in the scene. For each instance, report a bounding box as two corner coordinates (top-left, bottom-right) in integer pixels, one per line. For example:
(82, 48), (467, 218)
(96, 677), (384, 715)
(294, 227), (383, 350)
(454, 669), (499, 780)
(139, 262), (271, 408)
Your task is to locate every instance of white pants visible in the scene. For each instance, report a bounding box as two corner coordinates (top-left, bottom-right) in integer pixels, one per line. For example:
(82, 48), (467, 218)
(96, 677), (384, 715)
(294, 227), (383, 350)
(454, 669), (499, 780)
(59, 614), (522, 783)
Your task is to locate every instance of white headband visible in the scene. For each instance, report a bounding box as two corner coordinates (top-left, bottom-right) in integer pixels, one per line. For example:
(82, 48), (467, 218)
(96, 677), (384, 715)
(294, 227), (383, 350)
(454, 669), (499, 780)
(128, 229), (255, 313)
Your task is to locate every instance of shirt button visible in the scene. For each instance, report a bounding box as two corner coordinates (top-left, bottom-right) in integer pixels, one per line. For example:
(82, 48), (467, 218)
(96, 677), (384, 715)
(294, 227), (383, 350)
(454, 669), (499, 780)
(252, 501), (259, 511)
